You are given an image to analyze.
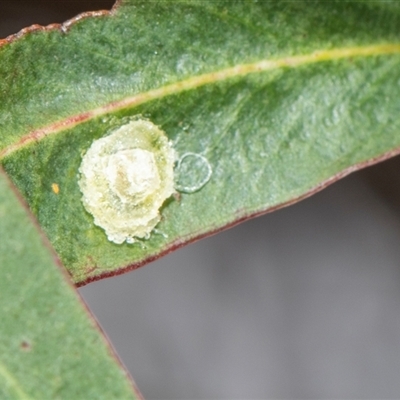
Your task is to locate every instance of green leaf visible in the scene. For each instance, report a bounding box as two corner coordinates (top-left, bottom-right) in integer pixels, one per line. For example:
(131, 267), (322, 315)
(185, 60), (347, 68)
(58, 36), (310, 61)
(1, 0), (400, 284)
(0, 170), (139, 398)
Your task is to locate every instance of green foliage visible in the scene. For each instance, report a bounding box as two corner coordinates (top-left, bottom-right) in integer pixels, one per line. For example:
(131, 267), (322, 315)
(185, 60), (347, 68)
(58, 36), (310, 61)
(0, 171), (137, 399)
(0, 2), (399, 395)
(1, 1), (400, 284)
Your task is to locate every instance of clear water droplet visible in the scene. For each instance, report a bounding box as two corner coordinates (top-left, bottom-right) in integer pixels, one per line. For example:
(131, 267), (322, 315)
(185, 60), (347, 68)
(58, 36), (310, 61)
(175, 153), (212, 194)
(153, 229), (168, 239)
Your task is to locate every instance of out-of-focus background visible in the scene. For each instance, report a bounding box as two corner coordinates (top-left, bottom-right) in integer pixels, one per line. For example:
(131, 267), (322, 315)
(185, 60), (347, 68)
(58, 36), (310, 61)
(3, 2), (400, 398)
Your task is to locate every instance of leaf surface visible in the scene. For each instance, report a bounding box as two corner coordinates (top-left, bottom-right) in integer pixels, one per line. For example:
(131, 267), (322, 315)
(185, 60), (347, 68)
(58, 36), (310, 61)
(0, 170), (139, 398)
(0, 0), (400, 284)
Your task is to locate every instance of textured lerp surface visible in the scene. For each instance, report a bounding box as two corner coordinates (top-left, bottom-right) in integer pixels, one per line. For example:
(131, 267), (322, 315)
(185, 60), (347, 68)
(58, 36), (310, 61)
(78, 120), (175, 244)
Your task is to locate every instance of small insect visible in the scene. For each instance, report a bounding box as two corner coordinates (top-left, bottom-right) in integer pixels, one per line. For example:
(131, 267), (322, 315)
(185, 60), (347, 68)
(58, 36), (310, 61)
(51, 183), (60, 194)
(78, 119), (175, 244)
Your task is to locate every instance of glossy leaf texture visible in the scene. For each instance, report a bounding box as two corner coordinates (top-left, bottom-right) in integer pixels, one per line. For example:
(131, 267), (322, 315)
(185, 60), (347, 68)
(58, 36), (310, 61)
(0, 0), (400, 285)
(0, 170), (139, 399)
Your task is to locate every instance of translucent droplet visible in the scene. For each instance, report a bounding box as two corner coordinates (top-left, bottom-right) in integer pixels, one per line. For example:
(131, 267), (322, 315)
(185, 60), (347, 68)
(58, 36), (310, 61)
(178, 121), (190, 132)
(153, 228), (168, 239)
(175, 153), (212, 194)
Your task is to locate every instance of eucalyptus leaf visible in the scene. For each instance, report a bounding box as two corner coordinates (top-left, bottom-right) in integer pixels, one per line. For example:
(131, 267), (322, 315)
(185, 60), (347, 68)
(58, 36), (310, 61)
(0, 170), (138, 399)
(1, 0), (399, 284)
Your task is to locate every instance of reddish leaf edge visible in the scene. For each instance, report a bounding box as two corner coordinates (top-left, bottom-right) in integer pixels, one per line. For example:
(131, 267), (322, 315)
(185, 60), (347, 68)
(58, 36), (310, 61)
(76, 145), (400, 287)
(0, 0), (122, 46)
(1, 1), (399, 289)
(0, 167), (143, 399)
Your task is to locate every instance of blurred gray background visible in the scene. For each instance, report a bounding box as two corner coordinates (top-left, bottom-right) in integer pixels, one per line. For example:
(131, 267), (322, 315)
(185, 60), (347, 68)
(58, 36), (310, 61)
(2, 2), (400, 399)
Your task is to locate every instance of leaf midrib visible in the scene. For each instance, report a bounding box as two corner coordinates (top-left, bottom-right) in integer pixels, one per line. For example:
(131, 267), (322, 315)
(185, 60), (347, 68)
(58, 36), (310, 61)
(1, 43), (399, 160)
(0, 360), (32, 400)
